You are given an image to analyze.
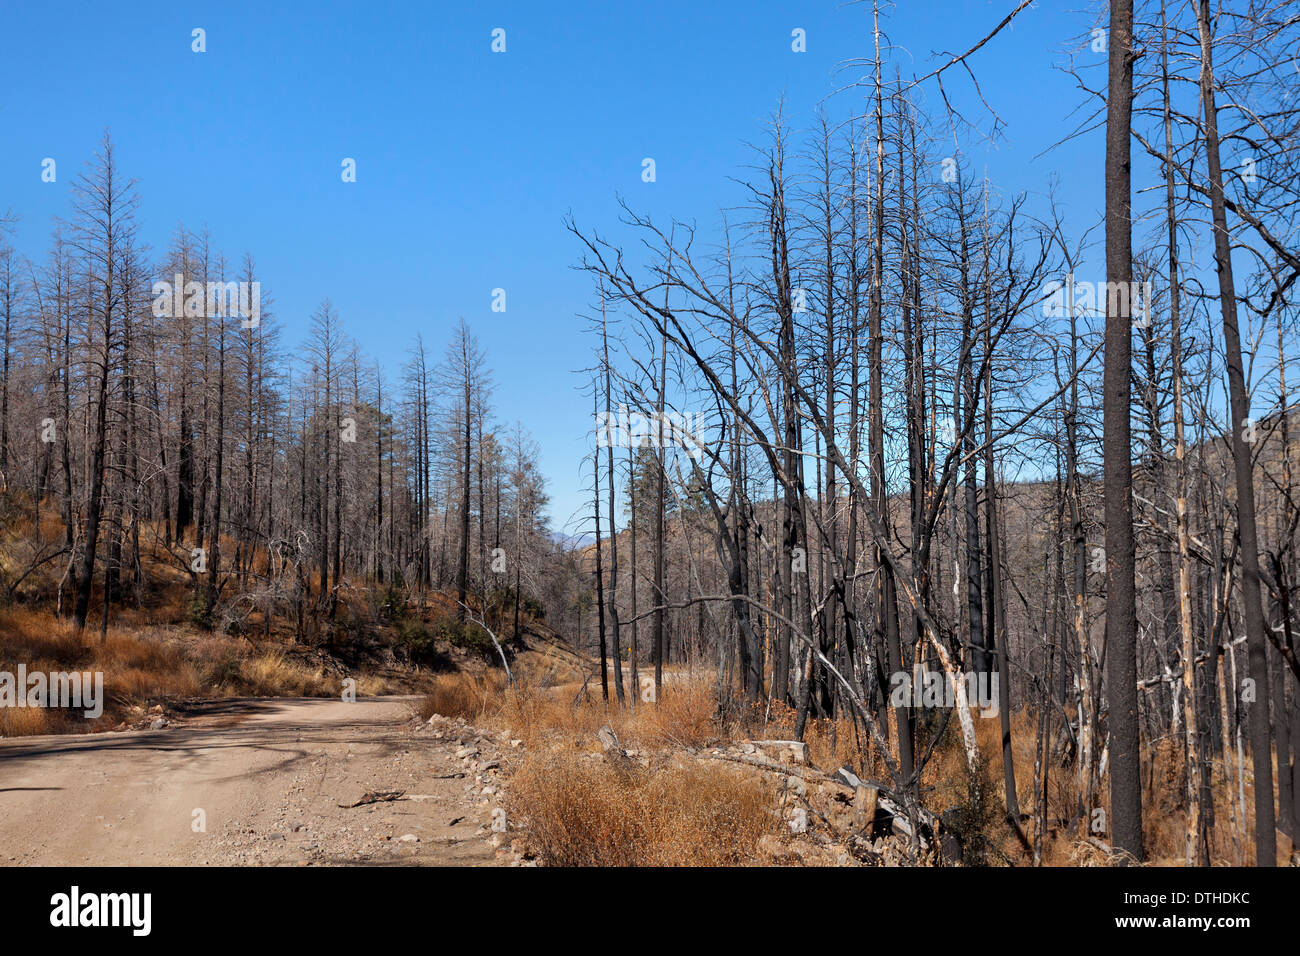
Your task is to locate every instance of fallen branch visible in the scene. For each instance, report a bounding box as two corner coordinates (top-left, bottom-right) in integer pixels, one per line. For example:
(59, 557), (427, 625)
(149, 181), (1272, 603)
(337, 789), (404, 808)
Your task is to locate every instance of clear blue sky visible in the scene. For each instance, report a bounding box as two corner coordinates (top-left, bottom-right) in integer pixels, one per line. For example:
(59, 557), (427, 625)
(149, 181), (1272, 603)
(0, 0), (1106, 531)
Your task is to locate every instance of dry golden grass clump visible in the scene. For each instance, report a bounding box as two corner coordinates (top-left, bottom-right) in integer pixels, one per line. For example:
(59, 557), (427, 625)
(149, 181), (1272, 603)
(639, 677), (723, 748)
(419, 671), (788, 866)
(235, 651), (333, 698)
(417, 670), (507, 721)
(0, 702), (73, 736)
(508, 749), (780, 866)
(486, 670), (724, 752)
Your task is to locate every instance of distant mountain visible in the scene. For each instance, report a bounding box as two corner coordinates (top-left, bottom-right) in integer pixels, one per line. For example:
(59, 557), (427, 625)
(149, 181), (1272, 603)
(549, 530), (587, 550)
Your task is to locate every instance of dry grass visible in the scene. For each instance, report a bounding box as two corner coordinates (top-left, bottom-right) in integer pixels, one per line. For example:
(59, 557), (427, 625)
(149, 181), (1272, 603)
(508, 748), (780, 866)
(417, 670), (507, 721)
(0, 608), (199, 735)
(486, 670), (723, 752)
(235, 651), (331, 697)
(0, 606), (403, 736)
(894, 702), (1280, 866)
(469, 664), (1275, 867)
(0, 704), (74, 737)
(425, 669), (787, 865)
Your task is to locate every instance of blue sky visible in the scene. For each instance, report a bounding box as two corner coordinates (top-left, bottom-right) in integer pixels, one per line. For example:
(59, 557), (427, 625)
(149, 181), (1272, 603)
(0, 0), (1109, 531)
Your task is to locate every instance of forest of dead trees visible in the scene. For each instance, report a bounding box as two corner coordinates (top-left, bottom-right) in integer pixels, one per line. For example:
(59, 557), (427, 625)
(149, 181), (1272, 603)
(567, 0), (1300, 866)
(0, 132), (558, 666)
(2, 0), (1300, 868)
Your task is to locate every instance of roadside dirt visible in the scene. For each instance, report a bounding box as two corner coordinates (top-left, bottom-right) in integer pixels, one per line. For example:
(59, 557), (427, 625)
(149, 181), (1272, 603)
(0, 696), (508, 866)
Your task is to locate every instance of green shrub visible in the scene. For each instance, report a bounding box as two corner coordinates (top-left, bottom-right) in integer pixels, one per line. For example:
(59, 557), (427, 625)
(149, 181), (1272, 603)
(436, 618), (497, 661)
(185, 590), (213, 630)
(393, 616), (447, 669)
(376, 584), (407, 623)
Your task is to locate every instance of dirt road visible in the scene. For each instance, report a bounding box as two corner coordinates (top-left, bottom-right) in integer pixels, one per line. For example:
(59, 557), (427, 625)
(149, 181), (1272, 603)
(0, 697), (505, 866)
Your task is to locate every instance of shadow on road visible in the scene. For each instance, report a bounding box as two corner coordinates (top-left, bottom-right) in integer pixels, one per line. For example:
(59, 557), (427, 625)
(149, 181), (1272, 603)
(0, 697), (420, 773)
